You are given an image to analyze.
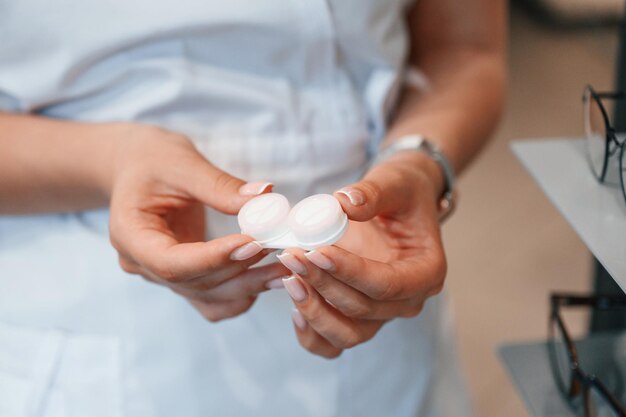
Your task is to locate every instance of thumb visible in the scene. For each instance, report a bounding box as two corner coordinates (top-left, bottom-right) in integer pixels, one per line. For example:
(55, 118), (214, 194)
(184, 157), (272, 214)
(333, 161), (433, 222)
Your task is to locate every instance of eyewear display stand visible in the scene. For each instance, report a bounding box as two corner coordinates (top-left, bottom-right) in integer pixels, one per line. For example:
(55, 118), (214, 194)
(511, 138), (626, 291)
(499, 333), (626, 417)
(500, 138), (626, 416)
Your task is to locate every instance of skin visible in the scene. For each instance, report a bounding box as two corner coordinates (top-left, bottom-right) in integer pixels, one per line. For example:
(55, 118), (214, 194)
(0, 119), (291, 321)
(0, 0), (505, 355)
(280, 0), (506, 358)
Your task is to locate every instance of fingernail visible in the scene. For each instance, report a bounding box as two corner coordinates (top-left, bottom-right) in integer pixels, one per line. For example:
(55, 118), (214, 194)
(291, 308), (307, 330)
(230, 241), (263, 261)
(335, 188), (365, 206)
(304, 250), (334, 271)
(239, 181), (273, 196)
(282, 276), (308, 303)
(277, 252), (307, 275)
(266, 277), (288, 290)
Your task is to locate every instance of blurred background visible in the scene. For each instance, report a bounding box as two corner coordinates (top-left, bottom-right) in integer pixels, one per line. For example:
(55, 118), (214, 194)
(444, 1), (621, 416)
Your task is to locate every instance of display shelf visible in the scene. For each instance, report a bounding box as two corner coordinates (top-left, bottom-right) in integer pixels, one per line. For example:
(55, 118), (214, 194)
(498, 332), (626, 417)
(512, 138), (626, 292)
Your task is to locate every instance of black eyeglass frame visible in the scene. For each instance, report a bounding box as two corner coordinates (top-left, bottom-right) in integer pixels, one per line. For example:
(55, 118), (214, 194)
(583, 85), (626, 202)
(549, 293), (626, 417)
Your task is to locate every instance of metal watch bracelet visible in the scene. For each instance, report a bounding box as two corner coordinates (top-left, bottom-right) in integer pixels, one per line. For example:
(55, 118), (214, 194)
(370, 135), (457, 222)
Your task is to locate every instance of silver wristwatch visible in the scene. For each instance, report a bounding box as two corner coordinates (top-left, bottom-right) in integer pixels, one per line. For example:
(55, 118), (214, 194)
(371, 135), (457, 222)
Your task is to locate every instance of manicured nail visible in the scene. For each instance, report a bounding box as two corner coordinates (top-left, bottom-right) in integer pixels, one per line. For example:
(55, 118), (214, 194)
(304, 250), (334, 271)
(230, 241), (263, 261)
(239, 181), (273, 196)
(291, 308), (307, 330)
(335, 187), (365, 206)
(277, 252), (307, 275)
(282, 276), (308, 303)
(266, 277), (287, 290)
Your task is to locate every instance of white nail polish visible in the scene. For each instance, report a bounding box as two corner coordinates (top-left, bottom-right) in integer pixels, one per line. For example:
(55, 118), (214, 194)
(335, 188), (365, 206)
(239, 182), (273, 196)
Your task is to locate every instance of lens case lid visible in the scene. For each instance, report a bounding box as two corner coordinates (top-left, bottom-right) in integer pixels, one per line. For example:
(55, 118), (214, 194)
(237, 193), (348, 250)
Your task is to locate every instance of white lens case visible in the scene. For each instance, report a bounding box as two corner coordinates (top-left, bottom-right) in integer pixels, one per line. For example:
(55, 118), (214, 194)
(237, 193), (348, 250)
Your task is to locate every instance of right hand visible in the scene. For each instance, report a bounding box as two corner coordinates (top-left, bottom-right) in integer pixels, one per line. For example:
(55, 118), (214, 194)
(107, 124), (289, 321)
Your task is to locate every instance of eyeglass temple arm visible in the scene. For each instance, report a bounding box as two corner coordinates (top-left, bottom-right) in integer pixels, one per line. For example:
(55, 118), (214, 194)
(588, 378), (626, 417)
(551, 293), (626, 310)
(594, 91), (626, 100)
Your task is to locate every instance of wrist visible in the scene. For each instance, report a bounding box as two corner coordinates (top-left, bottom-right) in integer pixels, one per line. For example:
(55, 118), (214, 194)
(384, 151), (446, 201)
(372, 135), (456, 221)
(106, 123), (198, 197)
(92, 122), (140, 198)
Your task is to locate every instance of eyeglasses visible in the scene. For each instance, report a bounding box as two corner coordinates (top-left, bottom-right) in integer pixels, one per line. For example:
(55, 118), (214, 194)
(549, 293), (626, 417)
(583, 86), (626, 202)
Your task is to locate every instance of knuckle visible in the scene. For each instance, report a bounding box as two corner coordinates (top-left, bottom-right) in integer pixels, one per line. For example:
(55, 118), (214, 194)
(301, 302), (323, 324)
(374, 277), (400, 301)
(428, 282), (445, 297)
(300, 334), (318, 353)
(201, 301), (254, 323)
(202, 312), (223, 323)
(334, 328), (364, 349)
(400, 301), (424, 318)
(432, 253), (448, 284)
(339, 302), (372, 320)
(192, 302), (220, 323)
(359, 180), (383, 204)
(241, 278), (263, 296)
(321, 349), (343, 359)
(192, 278), (218, 292)
(305, 270), (326, 289)
(212, 170), (240, 194)
(306, 277), (332, 298)
(109, 234), (122, 253)
(108, 223), (126, 254)
(153, 261), (180, 283)
(118, 256), (137, 274)
(235, 298), (255, 315)
(425, 252), (447, 297)
(297, 333), (343, 359)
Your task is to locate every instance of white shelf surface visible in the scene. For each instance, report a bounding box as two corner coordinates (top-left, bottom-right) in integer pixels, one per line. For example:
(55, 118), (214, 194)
(512, 138), (626, 292)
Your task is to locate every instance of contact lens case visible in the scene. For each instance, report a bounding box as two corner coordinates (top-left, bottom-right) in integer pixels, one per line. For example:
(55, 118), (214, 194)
(237, 193), (348, 250)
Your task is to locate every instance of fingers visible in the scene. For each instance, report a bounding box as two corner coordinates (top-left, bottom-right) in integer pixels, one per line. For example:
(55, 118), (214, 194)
(122, 251), (282, 323)
(279, 249), (423, 320)
(290, 310), (343, 359)
(283, 276), (383, 350)
(182, 156), (272, 215)
(192, 262), (290, 300)
(320, 245), (445, 300)
(332, 166), (413, 222)
(119, 245), (265, 278)
(280, 246), (445, 302)
(112, 206), (263, 282)
(188, 297), (256, 322)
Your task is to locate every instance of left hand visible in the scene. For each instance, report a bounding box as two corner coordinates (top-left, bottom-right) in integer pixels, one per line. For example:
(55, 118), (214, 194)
(277, 152), (448, 358)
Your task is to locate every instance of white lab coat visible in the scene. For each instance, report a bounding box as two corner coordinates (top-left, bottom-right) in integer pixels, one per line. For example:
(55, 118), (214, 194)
(0, 0), (472, 416)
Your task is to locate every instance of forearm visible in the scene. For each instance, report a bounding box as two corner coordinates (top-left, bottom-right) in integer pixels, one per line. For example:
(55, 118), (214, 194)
(385, 49), (505, 175)
(384, 0), (506, 184)
(0, 112), (120, 214)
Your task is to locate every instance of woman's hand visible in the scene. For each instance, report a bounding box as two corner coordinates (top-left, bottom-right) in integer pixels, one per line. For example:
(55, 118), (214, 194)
(277, 152), (447, 358)
(108, 124), (289, 321)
